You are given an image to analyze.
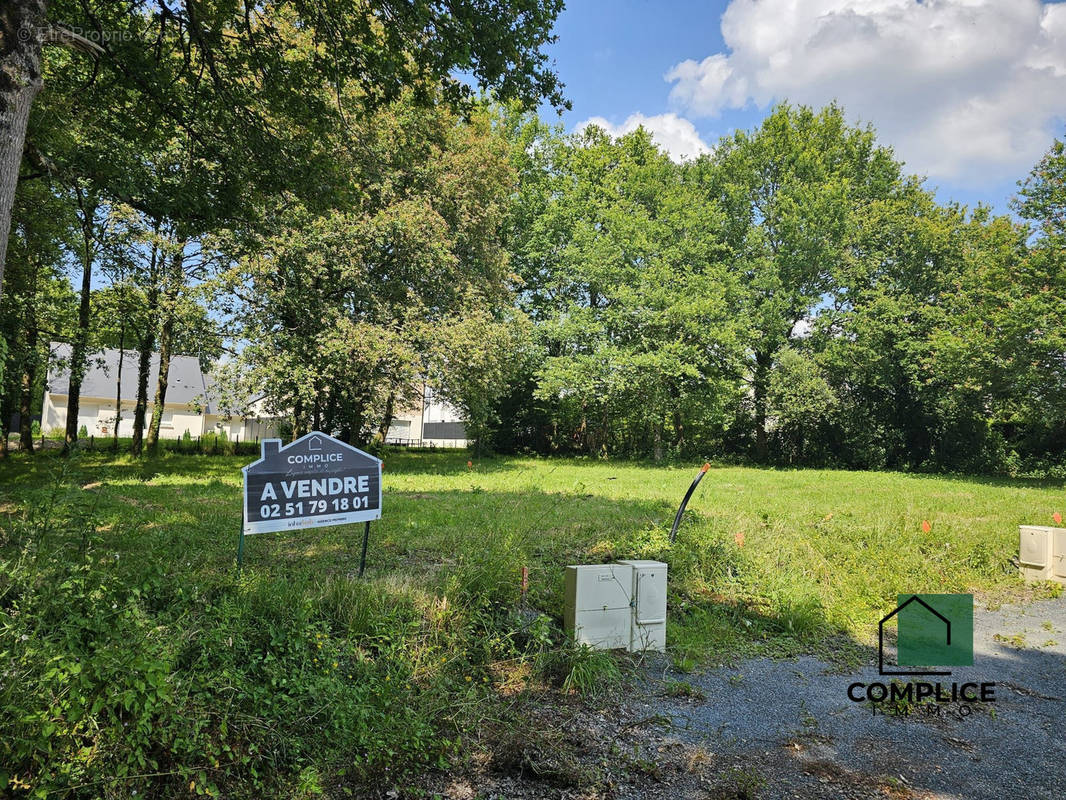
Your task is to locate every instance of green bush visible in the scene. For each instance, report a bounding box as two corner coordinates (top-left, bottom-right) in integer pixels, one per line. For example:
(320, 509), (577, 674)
(0, 490), (510, 798)
(78, 424), (88, 438)
(200, 431), (235, 455)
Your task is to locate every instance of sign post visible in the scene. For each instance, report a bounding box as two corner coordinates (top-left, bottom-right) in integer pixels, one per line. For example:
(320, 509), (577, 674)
(359, 521), (371, 577)
(240, 432), (383, 570)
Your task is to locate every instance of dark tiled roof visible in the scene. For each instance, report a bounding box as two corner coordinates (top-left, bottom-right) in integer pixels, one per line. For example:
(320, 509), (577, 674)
(47, 343), (217, 412)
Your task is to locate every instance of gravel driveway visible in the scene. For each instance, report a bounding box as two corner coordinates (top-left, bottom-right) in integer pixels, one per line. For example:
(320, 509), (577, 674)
(656, 594), (1066, 799)
(413, 594), (1066, 799)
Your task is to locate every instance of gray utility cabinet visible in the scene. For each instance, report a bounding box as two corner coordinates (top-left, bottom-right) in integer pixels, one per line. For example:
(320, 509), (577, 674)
(1019, 526), (1066, 584)
(564, 560), (668, 652)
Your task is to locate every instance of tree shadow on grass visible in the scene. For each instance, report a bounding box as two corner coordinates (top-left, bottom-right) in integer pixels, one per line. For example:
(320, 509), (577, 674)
(929, 471), (1065, 491)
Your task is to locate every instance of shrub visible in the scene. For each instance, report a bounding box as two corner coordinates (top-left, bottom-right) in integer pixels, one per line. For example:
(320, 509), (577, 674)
(0, 491), (480, 798)
(200, 431), (235, 455)
(534, 641), (622, 699)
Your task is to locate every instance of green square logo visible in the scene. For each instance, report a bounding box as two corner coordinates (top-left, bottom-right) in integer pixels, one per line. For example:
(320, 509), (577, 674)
(896, 594), (973, 667)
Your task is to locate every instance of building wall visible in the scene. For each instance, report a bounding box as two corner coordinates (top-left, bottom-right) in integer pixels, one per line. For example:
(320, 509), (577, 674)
(43, 393), (281, 441)
(385, 386), (468, 446)
(42, 391), (64, 432)
(203, 414), (280, 441)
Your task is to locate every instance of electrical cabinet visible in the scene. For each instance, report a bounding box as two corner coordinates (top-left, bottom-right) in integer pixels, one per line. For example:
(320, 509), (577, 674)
(1052, 528), (1066, 583)
(564, 561), (668, 653)
(618, 560), (668, 653)
(1019, 526), (1054, 582)
(564, 564), (635, 650)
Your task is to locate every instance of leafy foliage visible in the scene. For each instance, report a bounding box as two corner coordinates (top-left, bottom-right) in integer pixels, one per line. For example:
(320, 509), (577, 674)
(492, 107), (1066, 473)
(220, 96), (517, 445)
(506, 117), (746, 458)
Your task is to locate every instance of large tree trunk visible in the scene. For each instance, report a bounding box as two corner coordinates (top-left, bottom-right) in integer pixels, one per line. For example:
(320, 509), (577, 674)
(145, 311), (173, 452)
(17, 244), (41, 452)
(146, 307), (174, 451)
(292, 397), (308, 439)
(130, 314), (154, 455)
(346, 402), (366, 448)
(376, 392), (395, 444)
(145, 248), (184, 452)
(130, 242), (161, 456)
(0, 0), (47, 301)
(0, 392), (10, 456)
(63, 188), (97, 453)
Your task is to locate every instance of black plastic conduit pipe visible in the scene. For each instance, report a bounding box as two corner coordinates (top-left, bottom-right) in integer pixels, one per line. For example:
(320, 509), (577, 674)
(669, 462), (710, 544)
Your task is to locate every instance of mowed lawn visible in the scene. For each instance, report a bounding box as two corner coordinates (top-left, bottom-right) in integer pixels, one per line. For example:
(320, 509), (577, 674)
(2, 449), (1061, 661)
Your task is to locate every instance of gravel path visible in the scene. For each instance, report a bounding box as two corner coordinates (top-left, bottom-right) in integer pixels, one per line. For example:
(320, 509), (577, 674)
(657, 594), (1066, 799)
(411, 595), (1066, 799)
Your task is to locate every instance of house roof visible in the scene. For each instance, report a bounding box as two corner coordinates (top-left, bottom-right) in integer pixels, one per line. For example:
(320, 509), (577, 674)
(47, 342), (218, 412)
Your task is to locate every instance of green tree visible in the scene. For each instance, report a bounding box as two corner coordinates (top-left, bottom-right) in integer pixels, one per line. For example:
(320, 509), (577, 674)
(1009, 137), (1066, 457)
(699, 103), (905, 461)
(430, 308), (530, 453)
(766, 346), (838, 465)
(0, 179), (76, 454)
(507, 119), (746, 458)
(1, 0), (568, 303)
(812, 184), (966, 469)
(224, 97), (514, 445)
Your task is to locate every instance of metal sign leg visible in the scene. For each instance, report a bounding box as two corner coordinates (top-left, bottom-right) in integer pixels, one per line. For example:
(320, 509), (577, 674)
(359, 521), (371, 577)
(238, 509), (245, 569)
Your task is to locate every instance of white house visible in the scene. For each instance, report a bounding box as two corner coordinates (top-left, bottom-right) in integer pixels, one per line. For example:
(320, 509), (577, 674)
(385, 385), (468, 447)
(43, 343), (282, 441)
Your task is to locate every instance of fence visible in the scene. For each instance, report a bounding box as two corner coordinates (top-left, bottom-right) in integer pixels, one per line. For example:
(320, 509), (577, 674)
(7, 433), (469, 456)
(9, 433), (263, 457)
(384, 437), (467, 449)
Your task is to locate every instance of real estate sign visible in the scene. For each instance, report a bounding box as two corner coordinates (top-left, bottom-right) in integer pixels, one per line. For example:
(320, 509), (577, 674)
(242, 431), (382, 535)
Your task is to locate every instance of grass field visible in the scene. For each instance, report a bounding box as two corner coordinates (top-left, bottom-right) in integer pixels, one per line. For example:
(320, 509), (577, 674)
(1, 449), (1062, 796)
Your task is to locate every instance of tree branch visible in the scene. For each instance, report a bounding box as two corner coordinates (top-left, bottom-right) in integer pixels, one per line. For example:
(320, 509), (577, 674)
(42, 24), (105, 56)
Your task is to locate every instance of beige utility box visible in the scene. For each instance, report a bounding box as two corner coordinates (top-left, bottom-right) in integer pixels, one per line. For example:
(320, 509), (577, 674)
(1054, 529), (1066, 583)
(564, 561), (669, 652)
(1019, 526), (1066, 583)
(617, 560), (668, 653)
(564, 564), (635, 650)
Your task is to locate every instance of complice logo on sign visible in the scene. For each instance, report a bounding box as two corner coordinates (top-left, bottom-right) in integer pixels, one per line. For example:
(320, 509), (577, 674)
(847, 594), (995, 711)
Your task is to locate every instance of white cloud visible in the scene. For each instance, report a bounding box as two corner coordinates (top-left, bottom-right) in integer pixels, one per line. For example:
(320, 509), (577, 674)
(665, 0), (1066, 185)
(574, 112), (712, 162)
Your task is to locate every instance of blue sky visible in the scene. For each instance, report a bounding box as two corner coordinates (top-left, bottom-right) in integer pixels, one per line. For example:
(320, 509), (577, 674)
(539, 0), (1066, 216)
